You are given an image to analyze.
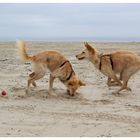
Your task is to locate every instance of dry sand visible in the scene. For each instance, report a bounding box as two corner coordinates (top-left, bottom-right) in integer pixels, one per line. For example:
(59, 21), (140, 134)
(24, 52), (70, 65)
(0, 41), (140, 137)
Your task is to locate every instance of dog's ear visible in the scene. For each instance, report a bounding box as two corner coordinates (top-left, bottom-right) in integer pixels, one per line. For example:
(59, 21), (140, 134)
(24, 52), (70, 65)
(84, 42), (95, 54)
(79, 80), (86, 86)
(84, 42), (88, 46)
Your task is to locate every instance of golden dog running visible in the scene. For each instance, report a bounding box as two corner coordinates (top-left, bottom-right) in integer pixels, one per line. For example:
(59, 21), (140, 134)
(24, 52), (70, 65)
(76, 42), (140, 94)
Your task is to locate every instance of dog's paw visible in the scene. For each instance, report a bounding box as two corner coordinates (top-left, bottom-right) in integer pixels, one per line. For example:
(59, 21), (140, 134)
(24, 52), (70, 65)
(25, 89), (28, 94)
(112, 91), (120, 96)
(25, 89), (31, 95)
(126, 87), (132, 91)
(48, 91), (57, 97)
(67, 89), (70, 94)
(67, 91), (75, 96)
(107, 82), (120, 87)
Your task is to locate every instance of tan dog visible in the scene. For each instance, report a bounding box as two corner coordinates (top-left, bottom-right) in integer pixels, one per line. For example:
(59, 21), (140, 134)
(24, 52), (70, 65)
(76, 42), (140, 94)
(17, 41), (85, 96)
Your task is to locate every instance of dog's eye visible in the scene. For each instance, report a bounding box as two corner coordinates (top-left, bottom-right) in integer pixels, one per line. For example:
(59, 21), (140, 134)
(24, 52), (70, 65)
(82, 52), (85, 54)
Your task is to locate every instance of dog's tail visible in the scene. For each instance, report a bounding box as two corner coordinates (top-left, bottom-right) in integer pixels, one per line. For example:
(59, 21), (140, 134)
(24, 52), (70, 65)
(17, 40), (35, 62)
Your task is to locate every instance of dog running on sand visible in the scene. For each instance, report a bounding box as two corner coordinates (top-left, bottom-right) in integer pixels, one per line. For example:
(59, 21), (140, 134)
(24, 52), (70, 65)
(76, 42), (140, 94)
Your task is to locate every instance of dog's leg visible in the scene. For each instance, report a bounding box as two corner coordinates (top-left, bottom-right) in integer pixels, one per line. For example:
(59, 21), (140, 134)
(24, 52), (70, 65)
(120, 66), (140, 92)
(26, 78), (33, 94)
(107, 77), (120, 86)
(102, 65), (122, 87)
(120, 71), (123, 81)
(32, 81), (37, 87)
(29, 72), (37, 87)
(26, 71), (45, 94)
(26, 72), (37, 94)
(113, 66), (139, 94)
(104, 70), (122, 87)
(110, 73), (122, 86)
(107, 77), (112, 86)
(48, 74), (57, 96)
(113, 80), (131, 95)
(48, 74), (55, 93)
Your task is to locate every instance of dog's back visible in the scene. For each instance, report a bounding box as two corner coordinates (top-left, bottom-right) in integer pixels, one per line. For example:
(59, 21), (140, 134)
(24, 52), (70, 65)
(111, 50), (140, 73)
(17, 40), (68, 71)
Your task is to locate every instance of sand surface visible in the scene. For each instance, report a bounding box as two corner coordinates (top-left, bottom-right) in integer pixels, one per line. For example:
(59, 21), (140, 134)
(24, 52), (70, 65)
(0, 41), (140, 137)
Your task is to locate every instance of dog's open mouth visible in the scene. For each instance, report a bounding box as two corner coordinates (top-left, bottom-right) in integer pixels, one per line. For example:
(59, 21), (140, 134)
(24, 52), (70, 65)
(78, 57), (85, 60)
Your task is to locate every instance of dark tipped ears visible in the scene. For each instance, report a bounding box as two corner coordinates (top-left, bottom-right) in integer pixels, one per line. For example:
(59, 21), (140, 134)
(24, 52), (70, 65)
(84, 42), (87, 45)
(79, 80), (86, 86)
(84, 42), (89, 46)
(84, 42), (95, 53)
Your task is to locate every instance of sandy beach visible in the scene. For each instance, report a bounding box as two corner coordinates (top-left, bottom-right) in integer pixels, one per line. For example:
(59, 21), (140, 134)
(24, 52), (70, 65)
(0, 41), (140, 137)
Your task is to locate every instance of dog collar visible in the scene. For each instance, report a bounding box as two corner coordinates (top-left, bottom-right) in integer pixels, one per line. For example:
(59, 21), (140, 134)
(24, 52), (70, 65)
(59, 60), (69, 67)
(99, 53), (103, 70)
(59, 61), (74, 82)
(60, 69), (74, 83)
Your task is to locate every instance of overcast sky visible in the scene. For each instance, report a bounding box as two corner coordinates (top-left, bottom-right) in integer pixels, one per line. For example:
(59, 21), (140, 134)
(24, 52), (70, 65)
(0, 3), (140, 41)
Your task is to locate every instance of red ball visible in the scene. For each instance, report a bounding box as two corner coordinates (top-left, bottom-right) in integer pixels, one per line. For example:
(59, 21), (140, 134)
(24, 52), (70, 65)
(1, 90), (7, 96)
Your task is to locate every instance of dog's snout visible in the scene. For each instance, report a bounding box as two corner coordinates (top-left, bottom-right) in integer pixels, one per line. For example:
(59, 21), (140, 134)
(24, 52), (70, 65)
(76, 55), (78, 58)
